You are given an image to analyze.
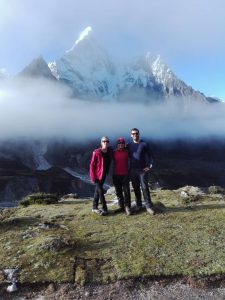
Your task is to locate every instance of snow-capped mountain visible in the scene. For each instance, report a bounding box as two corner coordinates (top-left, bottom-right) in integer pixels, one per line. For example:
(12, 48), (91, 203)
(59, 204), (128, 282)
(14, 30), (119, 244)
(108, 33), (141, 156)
(116, 53), (205, 102)
(48, 27), (211, 103)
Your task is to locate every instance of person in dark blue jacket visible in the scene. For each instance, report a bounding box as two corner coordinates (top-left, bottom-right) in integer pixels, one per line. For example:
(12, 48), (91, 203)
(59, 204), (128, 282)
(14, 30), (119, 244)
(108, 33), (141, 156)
(127, 128), (155, 215)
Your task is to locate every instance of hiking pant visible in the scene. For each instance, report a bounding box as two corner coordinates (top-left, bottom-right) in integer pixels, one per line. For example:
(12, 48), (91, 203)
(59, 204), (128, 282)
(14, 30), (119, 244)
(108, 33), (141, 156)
(93, 175), (107, 211)
(113, 175), (131, 209)
(129, 169), (153, 208)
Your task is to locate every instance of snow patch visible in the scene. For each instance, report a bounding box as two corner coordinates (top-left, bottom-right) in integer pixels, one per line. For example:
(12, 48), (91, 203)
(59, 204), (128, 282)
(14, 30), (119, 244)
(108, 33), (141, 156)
(75, 26), (92, 45)
(48, 61), (59, 79)
(66, 26), (92, 53)
(64, 167), (111, 189)
(31, 142), (51, 170)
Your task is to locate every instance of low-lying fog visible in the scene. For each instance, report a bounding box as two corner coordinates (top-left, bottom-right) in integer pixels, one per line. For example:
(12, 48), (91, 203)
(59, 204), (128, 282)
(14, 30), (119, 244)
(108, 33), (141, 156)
(0, 78), (224, 143)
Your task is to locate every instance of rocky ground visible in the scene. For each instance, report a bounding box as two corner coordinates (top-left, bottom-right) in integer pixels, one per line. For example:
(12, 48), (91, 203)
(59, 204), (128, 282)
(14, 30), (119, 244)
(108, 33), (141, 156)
(2, 279), (225, 299)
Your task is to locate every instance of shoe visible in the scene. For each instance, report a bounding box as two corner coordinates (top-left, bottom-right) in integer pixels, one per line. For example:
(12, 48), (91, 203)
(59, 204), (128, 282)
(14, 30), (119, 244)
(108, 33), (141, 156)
(134, 205), (143, 212)
(114, 207), (125, 213)
(99, 209), (108, 216)
(146, 207), (156, 215)
(92, 209), (101, 215)
(125, 206), (131, 216)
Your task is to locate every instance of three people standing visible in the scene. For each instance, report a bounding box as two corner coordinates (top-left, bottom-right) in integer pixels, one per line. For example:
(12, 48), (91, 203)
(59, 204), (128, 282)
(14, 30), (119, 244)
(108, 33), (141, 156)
(90, 128), (155, 215)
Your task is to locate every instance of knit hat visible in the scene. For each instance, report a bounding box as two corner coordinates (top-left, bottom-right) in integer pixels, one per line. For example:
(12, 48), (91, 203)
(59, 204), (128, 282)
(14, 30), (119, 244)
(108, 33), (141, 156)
(117, 137), (125, 143)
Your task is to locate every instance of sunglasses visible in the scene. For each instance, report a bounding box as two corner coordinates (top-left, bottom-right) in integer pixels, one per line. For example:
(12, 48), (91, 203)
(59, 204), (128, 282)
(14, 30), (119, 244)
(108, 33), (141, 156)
(102, 140), (109, 143)
(131, 132), (139, 135)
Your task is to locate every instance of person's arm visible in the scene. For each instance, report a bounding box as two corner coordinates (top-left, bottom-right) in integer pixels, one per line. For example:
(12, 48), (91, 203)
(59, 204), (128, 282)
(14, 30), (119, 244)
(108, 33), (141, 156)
(109, 150), (115, 176)
(143, 143), (154, 172)
(89, 151), (97, 182)
(113, 150), (116, 171)
(126, 143), (131, 170)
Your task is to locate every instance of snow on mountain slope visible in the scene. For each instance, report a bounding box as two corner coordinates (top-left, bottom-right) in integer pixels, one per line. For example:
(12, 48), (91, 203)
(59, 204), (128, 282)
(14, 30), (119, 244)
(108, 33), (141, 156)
(30, 142), (51, 170)
(47, 27), (210, 103)
(49, 27), (119, 100)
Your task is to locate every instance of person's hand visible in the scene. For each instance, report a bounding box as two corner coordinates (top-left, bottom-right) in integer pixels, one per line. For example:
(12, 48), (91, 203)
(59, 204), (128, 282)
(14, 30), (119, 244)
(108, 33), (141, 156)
(143, 164), (152, 172)
(143, 167), (150, 172)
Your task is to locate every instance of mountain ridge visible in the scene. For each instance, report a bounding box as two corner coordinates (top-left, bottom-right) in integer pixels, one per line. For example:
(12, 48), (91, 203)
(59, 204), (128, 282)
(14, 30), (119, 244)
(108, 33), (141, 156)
(45, 28), (218, 103)
(0, 26), (222, 103)
(18, 56), (56, 80)
(0, 27), (220, 103)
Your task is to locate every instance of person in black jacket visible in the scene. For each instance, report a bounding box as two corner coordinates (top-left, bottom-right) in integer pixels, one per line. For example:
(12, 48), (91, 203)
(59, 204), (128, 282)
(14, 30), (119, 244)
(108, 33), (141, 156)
(127, 128), (155, 215)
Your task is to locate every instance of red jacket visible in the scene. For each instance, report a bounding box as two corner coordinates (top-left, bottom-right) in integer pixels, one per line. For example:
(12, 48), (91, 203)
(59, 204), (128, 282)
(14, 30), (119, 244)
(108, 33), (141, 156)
(113, 148), (129, 175)
(89, 148), (112, 182)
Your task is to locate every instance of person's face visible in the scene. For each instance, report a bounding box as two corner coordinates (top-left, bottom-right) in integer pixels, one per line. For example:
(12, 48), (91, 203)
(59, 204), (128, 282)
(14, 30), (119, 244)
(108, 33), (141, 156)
(117, 142), (125, 149)
(101, 139), (109, 149)
(131, 130), (140, 142)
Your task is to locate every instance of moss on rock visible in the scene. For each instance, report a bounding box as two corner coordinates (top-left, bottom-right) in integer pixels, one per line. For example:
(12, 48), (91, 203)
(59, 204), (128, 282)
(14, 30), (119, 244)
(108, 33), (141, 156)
(20, 193), (59, 207)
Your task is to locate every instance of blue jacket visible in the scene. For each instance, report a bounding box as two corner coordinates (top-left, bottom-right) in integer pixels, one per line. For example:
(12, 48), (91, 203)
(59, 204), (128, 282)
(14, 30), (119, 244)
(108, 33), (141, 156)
(127, 140), (154, 169)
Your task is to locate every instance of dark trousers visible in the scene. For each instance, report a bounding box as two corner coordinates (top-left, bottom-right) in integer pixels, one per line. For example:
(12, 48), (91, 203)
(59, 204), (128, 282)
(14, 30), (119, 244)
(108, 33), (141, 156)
(93, 176), (107, 211)
(113, 175), (131, 209)
(129, 169), (153, 208)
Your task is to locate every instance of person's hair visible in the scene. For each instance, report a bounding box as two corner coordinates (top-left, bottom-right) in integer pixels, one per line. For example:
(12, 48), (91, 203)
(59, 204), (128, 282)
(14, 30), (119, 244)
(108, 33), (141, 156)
(101, 136), (109, 142)
(130, 128), (139, 133)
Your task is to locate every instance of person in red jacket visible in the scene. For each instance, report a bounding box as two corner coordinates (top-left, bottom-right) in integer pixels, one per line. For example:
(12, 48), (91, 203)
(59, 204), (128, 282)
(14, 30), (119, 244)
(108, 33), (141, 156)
(113, 138), (131, 216)
(90, 136), (112, 215)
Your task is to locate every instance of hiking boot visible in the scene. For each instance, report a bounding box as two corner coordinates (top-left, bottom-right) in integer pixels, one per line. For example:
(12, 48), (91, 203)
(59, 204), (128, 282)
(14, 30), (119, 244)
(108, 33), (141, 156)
(92, 209), (101, 215)
(125, 206), (131, 216)
(134, 205), (143, 212)
(146, 207), (156, 215)
(114, 207), (125, 214)
(99, 209), (108, 216)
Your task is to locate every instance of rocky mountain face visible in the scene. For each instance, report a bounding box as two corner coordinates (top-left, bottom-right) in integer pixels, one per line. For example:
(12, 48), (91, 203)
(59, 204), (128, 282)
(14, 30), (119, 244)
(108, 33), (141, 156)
(0, 141), (95, 207)
(0, 159), (95, 207)
(152, 139), (225, 189)
(19, 56), (56, 80)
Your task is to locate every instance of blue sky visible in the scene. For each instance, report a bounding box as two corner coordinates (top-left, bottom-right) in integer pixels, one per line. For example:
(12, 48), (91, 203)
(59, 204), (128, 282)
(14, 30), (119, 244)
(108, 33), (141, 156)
(0, 0), (225, 99)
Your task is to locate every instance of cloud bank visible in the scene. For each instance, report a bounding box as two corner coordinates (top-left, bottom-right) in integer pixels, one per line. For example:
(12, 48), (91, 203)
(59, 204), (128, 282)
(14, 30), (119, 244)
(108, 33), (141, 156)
(0, 78), (224, 142)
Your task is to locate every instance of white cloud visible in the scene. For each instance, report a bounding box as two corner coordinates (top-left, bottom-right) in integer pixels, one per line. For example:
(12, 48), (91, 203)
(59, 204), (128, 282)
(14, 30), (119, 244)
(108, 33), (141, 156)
(0, 77), (224, 142)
